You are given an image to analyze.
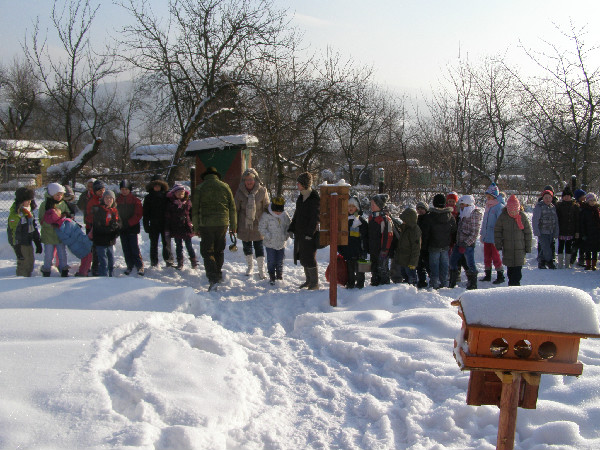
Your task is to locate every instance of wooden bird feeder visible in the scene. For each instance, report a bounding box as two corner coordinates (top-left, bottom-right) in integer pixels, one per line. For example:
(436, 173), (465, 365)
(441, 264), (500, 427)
(452, 286), (600, 450)
(319, 182), (350, 307)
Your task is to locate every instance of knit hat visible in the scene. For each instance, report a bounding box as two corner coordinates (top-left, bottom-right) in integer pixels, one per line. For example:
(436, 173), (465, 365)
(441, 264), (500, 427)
(348, 195), (360, 209)
(120, 179), (133, 190)
(242, 168), (259, 179)
(15, 187), (35, 203)
(585, 193), (597, 203)
(271, 196), (285, 212)
(562, 185), (573, 197)
(446, 192), (459, 203)
(151, 174), (165, 182)
(458, 194), (475, 206)
(485, 182), (499, 198)
(87, 177), (97, 185)
(371, 194), (389, 210)
(506, 195), (524, 230)
(543, 185), (555, 194)
(201, 166), (221, 180)
(541, 190), (554, 199)
(170, 184), (187, 194)
(433, 193), (446, 208)
(416, 201), (428, 211)
(103, 190), (116, 200)
(93, 180), (106, 193)
(574, 189), (586, 201)
(297, 172), (313, 190)
(47, 182), (65, 197)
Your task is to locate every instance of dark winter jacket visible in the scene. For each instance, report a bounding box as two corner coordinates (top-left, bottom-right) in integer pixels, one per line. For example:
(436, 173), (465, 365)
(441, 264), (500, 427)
(92, 202), (121, 246)
(368, 210), (394, 258)
(165, 190), (194, 239)
(143, 179), (170, 233)
(191, 174), (237, 230)
(532, 200), (559, 237)
(494, 208), (533, 267)
(117, 192), (143, 235)
(85, 193), (103, 229)
(556, 199), (579, 238)
(338, 214), (368, 260)
(393, 208), (422, 268)
(421, 207), (456, 250)
(289, 189), (320, 264)
(8, 203), (41, 248)
(579, 202), (600, 253)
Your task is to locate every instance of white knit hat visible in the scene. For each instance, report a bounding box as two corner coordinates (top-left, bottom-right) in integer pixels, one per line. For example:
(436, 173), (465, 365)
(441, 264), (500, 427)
(458, 194), (475, 206)
(47, 182), (65, 197)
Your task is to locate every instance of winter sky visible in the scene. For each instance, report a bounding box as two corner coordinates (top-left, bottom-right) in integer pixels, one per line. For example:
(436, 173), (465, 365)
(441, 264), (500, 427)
(2, 0), (600, 95)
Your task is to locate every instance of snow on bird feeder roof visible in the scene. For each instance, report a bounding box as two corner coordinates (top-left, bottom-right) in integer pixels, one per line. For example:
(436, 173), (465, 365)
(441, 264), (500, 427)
(319, 179), (352, 187)
(457, 285), (600, 336)
(130, 144), (178, 162)
(184, 134), (258, 155)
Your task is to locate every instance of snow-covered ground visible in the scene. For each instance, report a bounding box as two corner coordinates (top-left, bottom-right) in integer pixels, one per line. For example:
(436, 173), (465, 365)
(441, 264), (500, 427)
(2, 213), (600, 449)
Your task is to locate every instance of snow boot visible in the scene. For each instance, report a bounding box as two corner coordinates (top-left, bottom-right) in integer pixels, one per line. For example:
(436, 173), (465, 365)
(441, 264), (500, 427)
(306, 266), (320, 290)
(41, 269), (51, 277)
(190, 258), (198, 269)
(256, 256), (267, 279)
(557, 254), (564, 269)
(137, 267), (145, 276)
(480, 269), (492, 282)
(123, 267), (132, 275)
(298, 267), (310, 289)
(547, 260), (556, 269)
(176, 257), (184, 270)
(538, 261), (547, 269)
(448, 269), (459, 288)
(492, 270), (505, 285)
(276, 266), (283, 280)
(61, 268), (69, 277)
(245, 254), (254, 276)
(269, 270), (276, 285)
(466, 271), (478, 290)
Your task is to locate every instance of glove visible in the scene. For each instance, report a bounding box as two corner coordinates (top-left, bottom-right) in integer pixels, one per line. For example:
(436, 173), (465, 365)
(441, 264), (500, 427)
(458, 246), (466, 254)
(35, 241), (43, 254)
(14, 244), (24, 260)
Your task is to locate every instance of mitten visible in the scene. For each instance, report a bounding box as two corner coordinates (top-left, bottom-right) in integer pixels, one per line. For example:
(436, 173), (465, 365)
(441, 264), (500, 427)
(458, 246), (466, 254)
(35, 241), (43, 254)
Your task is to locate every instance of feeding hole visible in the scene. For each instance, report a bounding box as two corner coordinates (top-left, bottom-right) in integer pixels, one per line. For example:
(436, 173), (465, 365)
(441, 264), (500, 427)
(514, 340), (532, 358)
(490, 338), (509, 357)
(538, 341), (557, 360)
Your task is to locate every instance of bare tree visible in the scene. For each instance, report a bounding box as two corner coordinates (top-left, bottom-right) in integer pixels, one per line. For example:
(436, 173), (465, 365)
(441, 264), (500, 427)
(0, 58), (40, 139)
(118, 0), (290, 185)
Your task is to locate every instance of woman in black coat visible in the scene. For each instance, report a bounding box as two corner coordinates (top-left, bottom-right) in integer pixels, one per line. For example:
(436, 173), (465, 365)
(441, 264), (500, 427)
(288, 172), (320, 290)
(142, 175), (174, 267)
(579, 193), (600, 270)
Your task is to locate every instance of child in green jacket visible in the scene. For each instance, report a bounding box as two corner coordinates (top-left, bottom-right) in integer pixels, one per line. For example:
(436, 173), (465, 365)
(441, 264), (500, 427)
(8, 187), (42, 276)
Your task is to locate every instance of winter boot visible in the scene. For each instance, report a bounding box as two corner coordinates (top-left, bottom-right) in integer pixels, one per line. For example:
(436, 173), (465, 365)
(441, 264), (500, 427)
(307, 266), (320, 290)
(480, 269), (492, 282)
(593, 256), (598, 271)
(245, 254), (254, 276)
(546, 260), (556, 269)
(466, 271), (478, 290)
(61, 268), (69, 277)
(176, 257), (184, 270)
(190, 258), (199, 269)
(269, 270), (276, 285)
(137, 267), (145, 276)
(448, 270), (459, 288)
(256, 256), (267, 279)
(276, 266), (283, 280)
(41, 269), (51, 277)
(123, 267), (133, 275)
(492, 270), (505, 284)
(557, 254), (564, 269)
(298, 267), (310, 289)
(538, 261), (547, 269)
(585, 259), (592, 270)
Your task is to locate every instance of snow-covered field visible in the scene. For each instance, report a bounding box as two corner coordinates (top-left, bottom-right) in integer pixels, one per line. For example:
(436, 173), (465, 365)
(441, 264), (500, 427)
(2, 211), (600, 449)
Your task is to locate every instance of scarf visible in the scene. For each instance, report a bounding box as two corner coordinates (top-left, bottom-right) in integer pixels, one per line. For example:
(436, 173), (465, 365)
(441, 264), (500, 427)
(20, 206), (35, 233)
(485, 198), (499, 211)
(246, 192), (256, 229)
(506, 195), (524, 230)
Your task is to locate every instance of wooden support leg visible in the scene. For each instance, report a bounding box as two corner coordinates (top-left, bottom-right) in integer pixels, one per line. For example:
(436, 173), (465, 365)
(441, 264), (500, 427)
(496, 372), (521, 450)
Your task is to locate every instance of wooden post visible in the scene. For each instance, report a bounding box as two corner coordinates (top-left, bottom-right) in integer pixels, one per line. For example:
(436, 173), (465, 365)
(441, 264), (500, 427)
(329, 192), (338, 307)
(496, 372), (521, 450)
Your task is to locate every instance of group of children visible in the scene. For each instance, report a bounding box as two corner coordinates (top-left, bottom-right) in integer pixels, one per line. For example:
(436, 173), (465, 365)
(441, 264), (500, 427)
(7, 178), (599, 290)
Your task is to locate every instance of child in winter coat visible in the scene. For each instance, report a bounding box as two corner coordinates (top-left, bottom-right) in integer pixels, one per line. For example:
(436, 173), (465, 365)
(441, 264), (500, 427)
(579, 193), (600, 270)
(165, 184), (197, 270)
(555, 186), (579, 269)
(39, 183), (70, 277)
(391, 207), (422, 285)
(338, 195), (369, 289)
(532, 190), (559, 269)
(258, 196), (291, 285)
(480, 183), (506, 284)
(449, 195), (483, 290)
(368, 194), (394, 286)
(421, 194), (456, 289)
(116, 179), (145, 275)
(8, 187), (42, 276)
(143, 175), (174, 267)
(92, 190), (121, 276)
(494, 195), (532, 286)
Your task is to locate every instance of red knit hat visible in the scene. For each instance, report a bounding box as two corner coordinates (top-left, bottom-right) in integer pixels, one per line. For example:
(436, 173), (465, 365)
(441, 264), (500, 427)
(446, 192), (459, 202)
(541, 190), (554, 199)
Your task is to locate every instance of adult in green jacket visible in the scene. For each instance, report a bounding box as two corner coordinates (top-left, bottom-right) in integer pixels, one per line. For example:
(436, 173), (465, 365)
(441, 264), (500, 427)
(192, 167), (237, 286)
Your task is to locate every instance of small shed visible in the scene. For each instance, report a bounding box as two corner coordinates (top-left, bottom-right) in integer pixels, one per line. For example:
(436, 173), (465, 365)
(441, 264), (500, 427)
(130, 143), (192, 181)
(184, 134), (257, 192)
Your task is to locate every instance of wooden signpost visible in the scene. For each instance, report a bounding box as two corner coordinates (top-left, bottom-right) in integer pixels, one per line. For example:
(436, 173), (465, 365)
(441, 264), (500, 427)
(319, 183), (349, 307)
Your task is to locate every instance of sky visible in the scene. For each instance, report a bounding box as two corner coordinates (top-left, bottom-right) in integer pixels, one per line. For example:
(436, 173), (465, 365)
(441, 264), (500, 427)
(2, 0), (600, 96)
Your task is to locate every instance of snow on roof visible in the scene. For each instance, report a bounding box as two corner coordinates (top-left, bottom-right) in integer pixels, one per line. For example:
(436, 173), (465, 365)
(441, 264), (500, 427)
(34, 140), (68, 151)
(0, 139), (51, 159)
(458, 285), (600, 335)
(319, 179), (352, 187)
(130, 144), (178, 161)
(185, 134), (258, 155)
